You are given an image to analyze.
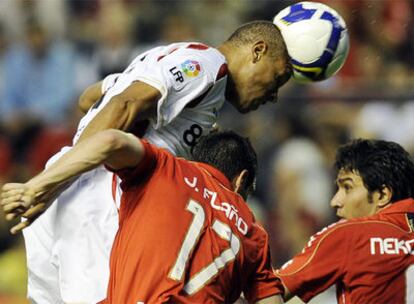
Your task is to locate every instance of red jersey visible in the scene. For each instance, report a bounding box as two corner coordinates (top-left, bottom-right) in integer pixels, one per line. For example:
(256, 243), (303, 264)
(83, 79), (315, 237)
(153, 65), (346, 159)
(276, 198), (414, 304)
(104, 140), (280, 303)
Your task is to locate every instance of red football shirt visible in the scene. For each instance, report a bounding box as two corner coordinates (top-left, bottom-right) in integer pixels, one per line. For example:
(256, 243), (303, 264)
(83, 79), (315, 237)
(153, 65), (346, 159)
(276, 198), (414, 304)
(104, 140), (280, 303)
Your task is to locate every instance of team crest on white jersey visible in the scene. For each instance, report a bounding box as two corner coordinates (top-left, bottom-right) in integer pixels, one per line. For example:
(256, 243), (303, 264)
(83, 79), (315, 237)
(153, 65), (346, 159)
(169, 59), (203, 89)
(181, 60), (201, 77)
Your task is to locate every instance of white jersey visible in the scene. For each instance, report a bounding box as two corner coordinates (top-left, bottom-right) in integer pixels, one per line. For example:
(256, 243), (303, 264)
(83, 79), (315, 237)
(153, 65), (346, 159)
(75, 42), (227, 157)
(23, 43), (228, 303)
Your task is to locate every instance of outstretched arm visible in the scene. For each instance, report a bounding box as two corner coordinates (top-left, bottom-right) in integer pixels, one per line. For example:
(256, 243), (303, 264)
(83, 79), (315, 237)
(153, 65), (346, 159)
(275, 223), (349, 302)
(77, 81), (161, 143)
(1, 129), (144, 234)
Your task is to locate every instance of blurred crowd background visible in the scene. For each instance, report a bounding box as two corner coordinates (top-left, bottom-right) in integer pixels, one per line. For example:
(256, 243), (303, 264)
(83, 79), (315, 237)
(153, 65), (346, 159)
(0, 0), (413, 303)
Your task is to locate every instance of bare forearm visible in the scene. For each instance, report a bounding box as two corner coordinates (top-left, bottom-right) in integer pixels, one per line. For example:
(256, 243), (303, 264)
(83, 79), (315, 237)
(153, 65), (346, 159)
(78, 97), (139, 142)
(1, 134), (115, 226)
(29, 129), (143, 194)
(1, 130), (144, 234)
(28, 131), (119, 193)
(77, 82), (160, 143)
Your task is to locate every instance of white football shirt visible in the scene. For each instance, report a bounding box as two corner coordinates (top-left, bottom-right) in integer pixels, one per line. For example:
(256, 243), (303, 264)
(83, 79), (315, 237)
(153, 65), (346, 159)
(75, 42), (227, 158)
(23, 42), (228, 303)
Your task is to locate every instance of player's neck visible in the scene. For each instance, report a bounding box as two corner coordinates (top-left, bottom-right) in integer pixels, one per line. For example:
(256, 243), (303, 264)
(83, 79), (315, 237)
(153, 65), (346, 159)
(216, 43), (231, 62)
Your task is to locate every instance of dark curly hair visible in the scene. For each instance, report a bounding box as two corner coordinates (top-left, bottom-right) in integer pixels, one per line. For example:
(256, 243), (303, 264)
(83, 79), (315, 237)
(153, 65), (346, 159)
(334, 139), (414, 202)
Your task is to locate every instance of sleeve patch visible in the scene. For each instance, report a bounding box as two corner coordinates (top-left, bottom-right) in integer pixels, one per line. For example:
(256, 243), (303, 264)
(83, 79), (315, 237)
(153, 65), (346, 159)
(181, 60), (201, 77)
(167, 59), (203, 90)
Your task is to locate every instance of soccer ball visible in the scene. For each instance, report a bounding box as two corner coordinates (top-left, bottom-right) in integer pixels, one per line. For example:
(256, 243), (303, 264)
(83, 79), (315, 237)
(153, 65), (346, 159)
(273, 1), (349, 82)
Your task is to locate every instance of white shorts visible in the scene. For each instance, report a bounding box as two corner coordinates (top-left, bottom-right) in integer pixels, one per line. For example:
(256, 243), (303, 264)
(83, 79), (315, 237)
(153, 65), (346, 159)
(23, 147), (119, 304)
(23, 202), (62, 303)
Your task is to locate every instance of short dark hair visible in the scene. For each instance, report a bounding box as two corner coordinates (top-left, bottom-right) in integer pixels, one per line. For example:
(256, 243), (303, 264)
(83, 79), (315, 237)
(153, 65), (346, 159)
(334, 139), (414, 202)
(192, 131), (257, 191)
(226, 20), (289, 59)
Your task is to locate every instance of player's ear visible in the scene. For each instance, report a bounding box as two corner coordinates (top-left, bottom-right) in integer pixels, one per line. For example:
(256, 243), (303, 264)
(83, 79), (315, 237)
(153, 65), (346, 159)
(376, 185), (392, 208)
(233, 169), (249, 199)
(252, 40), (267, 63)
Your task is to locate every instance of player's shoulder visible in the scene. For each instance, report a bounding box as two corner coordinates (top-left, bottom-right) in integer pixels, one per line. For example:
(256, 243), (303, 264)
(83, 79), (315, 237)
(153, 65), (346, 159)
(175, 42), (225, 61)
(340, 213), (408, 232)
(159, 43), (226, 74)
(140, 139), (175, 166)
(310, 216), (403, 246)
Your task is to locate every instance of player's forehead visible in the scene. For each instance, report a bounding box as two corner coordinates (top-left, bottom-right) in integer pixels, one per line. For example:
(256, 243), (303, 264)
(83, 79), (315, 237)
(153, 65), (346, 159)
(336, 169), (364, 185)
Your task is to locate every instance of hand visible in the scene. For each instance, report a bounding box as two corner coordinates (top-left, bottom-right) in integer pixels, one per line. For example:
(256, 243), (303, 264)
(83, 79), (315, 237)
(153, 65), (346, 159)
(1, 183), (34, 219)
(1, 183), (47, 234)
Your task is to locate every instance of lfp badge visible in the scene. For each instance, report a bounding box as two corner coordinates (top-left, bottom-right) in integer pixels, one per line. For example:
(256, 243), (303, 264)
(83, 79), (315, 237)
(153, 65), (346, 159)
(181, 60), (201, 77)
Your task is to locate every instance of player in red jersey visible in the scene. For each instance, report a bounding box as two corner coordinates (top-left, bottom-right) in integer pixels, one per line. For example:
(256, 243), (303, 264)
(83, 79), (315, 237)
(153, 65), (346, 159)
(1, 129), (283, 304)
(1, 21), (291, 304)
(2, 20), (291, 303)
(275, 139), (414, 304)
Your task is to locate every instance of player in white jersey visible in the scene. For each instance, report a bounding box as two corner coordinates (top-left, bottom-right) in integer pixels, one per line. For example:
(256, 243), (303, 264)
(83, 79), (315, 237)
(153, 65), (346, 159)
(2, 21), (291, 303)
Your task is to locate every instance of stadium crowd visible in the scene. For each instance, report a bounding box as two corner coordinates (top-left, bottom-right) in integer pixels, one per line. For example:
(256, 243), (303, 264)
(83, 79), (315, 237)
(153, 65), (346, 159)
(0, 0), (413, 303)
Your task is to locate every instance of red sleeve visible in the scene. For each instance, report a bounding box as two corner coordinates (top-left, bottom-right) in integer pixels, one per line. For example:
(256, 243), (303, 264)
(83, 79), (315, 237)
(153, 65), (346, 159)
(106, 139), (159, 190)
(275, 222), (349, 302)
(244, 225), (283, 302)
